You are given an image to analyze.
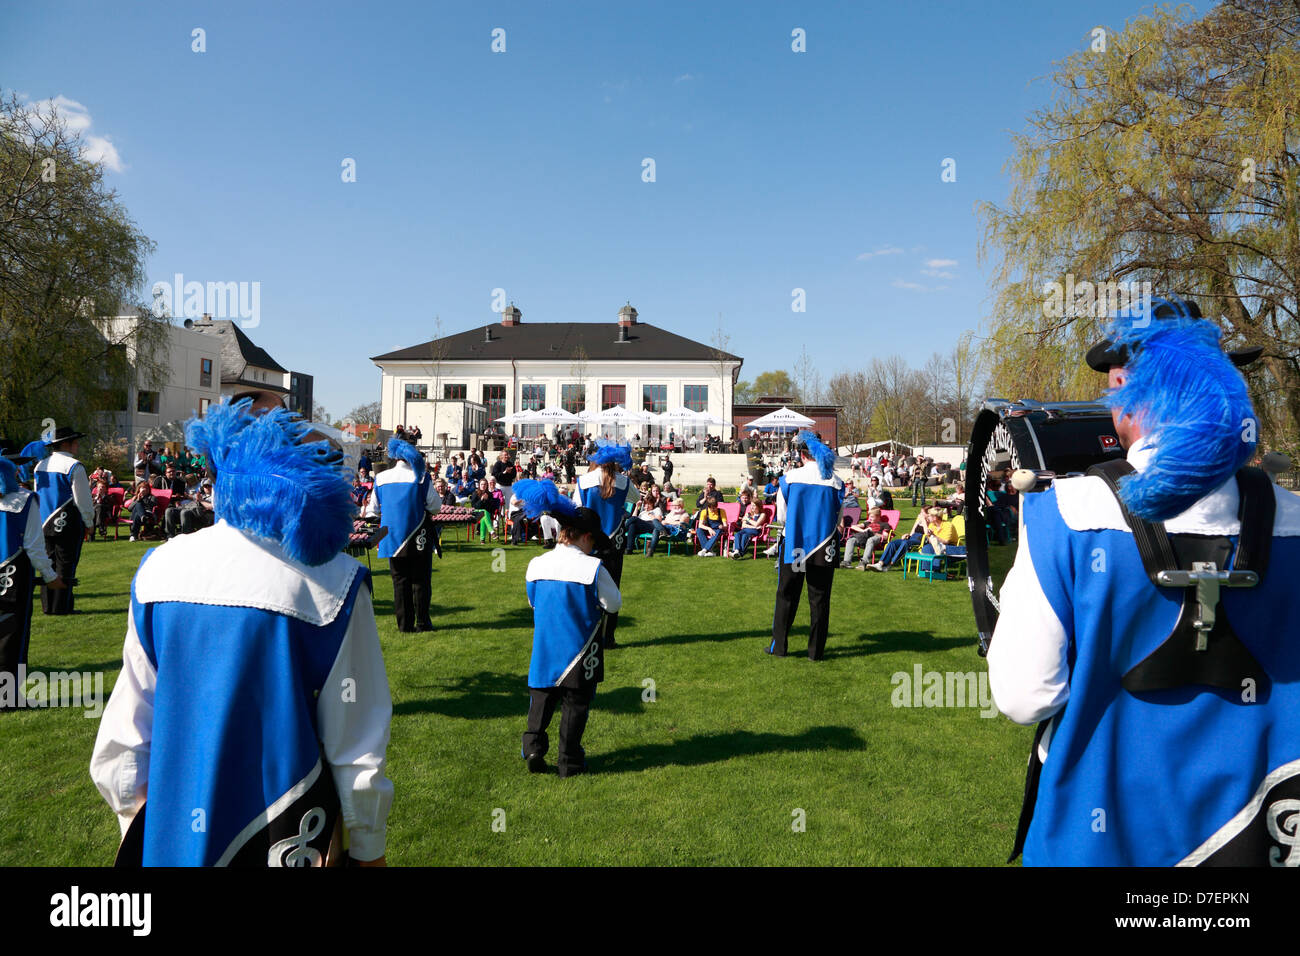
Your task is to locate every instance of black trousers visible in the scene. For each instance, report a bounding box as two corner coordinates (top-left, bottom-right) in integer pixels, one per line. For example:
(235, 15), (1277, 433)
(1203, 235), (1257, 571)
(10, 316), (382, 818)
(0, 552), (34, 702)
(42, 511), (83, 615)
(389, 525), (433, 631)
(770, 560), (834, 660)
(596, 546), (624, 648)
(523, 685), (594, 773)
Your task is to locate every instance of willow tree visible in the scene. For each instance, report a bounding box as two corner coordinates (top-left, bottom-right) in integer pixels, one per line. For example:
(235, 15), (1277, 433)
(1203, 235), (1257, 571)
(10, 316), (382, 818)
(0, 91), (165, 444)
(979, 0), (1300, 455)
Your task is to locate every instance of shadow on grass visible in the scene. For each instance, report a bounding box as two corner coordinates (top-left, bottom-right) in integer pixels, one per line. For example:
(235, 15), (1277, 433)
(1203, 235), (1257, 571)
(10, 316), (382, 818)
(820, 630), (972, 660)
(481, 608), (638, 631)
(395, 670), (523, 720)
(636, 629), (770, 648)
(28, 659), (123, 674)
(592, 724), (864, 774)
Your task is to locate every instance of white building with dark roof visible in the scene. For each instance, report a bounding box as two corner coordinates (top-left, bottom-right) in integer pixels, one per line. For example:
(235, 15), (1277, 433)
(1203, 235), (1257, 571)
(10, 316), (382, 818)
(370, 304), (743, 445)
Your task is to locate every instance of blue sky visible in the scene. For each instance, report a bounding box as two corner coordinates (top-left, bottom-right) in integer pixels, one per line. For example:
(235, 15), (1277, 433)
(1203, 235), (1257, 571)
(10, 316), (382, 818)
(2, 0), (1204, 417)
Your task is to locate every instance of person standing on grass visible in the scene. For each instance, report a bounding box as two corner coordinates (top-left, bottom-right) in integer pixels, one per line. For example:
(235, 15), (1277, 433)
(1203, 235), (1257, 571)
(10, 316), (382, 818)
(34, 426), (94, 615)
(373, 437), (439, 633)
(515, 480), (621, 778)
(768, 430), (843, 661)
(0, 451), (64, 710)
(573, 439), (636, 649)
(91, 400), (393, 866)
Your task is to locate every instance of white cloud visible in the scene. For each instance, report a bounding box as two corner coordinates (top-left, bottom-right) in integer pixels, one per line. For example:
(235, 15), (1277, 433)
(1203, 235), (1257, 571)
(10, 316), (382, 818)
(892, 278), (927, 291)
(924, 258), (958, 268)
(23, 95), (124, 172)
(675, 73), (696, 83)
(857, 246), (904, 260)
(921, 268), (955, 279)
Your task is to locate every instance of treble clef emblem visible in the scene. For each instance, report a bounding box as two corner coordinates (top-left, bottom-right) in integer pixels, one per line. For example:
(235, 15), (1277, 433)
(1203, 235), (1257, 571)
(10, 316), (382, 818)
(415, 527), (427, 552)
(0, 564), (14, 597)
(267, 807), (326, 867)
(582, 638), (600, 680)
(1267, 798), (1300, 867)
(52, 511), (68, 534)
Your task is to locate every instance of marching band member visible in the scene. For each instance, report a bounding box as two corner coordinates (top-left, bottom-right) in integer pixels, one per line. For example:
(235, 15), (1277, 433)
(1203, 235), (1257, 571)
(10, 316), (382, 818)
(768, 430), (844, 661)
(572, 439), (636, 649)
(34, 427), (93, 615)
(515, 480), (621, 778)
(989, 298), (1300, 865)
(0, 451), (64, 709)
(373, 437), (438, 633)
(90, 400), (393, 866)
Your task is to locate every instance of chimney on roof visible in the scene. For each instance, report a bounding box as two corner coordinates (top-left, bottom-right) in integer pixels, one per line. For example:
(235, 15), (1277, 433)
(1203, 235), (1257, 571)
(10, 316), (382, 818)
(502, 304), (522, 327)
(617, 324), (629, 343)
(484, 326), (493, 342)
(618, 302), (638, 327)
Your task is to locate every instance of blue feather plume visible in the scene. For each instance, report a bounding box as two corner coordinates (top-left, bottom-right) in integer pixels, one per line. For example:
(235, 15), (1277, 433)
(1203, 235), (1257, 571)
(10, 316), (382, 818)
(512, 479), (578, 521)
(185, 399), (355, 566)
(588, 439), (632, 470)
(386, 437), (426, 479)
(1103, 315), (1256, 521)
(0, 457), (17, 495)
(796, 429), (836, 480)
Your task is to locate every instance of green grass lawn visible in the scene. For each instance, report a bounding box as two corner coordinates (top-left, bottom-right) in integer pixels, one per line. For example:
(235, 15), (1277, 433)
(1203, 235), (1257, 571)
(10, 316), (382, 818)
(0, 507), (1030, 866)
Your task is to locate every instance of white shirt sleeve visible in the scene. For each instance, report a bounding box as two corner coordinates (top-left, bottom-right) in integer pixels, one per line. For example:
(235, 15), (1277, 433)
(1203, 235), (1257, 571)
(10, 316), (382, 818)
(424, 479), (438, 513)
(72, 462), (94, 526)
(317, 584), (394, 862)
(986, 518), (1072, 726)
(776, 484), (788, 524)
(90, 611), (157, 837)
(24, 501), (56, 580)
(595, 565), (622, 614)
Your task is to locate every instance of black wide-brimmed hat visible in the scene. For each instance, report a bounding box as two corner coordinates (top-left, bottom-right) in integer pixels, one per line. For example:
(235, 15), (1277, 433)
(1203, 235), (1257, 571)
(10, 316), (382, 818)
(0, 442), (34, 466)
(45, 425), (86, 447)
(1086, 297), (1264, 373)
(554, 506), (611, 551)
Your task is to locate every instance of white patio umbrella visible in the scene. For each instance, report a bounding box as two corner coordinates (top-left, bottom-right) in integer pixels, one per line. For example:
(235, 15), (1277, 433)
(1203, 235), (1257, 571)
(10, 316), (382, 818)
(745, 406), (815, 432)
(514, 406), (582, 425)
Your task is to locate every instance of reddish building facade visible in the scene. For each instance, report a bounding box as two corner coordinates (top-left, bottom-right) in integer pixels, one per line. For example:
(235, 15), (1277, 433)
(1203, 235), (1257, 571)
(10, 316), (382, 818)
(733, 399), (840, 449)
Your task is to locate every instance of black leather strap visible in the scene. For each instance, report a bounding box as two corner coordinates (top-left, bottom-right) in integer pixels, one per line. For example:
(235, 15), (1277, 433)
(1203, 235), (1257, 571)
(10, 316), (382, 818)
(1086, 459), (1177, 586)
(1233, 467), (1274, 578)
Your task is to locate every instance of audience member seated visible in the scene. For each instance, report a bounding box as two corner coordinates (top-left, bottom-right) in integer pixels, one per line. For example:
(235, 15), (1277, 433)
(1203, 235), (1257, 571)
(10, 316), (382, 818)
(470, 479), (499, 541)
(842, 506), (887, 569)
(126, 480), (158, 541)
(728, 498), (770, 558)
(695, 493), (725, 556)
(624, 486), (665, 554)
(695, 477), (721, 510)
(762, 474), (778, 504)
(871, 505), (957, 571)
(90, 476), (113, 539)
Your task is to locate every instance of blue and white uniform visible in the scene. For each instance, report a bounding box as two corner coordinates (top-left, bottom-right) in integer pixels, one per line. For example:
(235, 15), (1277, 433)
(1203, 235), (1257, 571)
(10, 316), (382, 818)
(90, 520), (394, 866)
(573, 471), (637, 551)
(776, 461), (844, 566)
(989, 441), (1300, 865)
(34, 449), (93, 533)
(0, 488), (57, 696)
(525, 544), (621, 688)
(373, 461), (436, 560)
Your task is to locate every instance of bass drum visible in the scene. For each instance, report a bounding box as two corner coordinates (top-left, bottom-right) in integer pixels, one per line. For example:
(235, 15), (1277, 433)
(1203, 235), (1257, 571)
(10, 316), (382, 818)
(964, 399), (1125, 656)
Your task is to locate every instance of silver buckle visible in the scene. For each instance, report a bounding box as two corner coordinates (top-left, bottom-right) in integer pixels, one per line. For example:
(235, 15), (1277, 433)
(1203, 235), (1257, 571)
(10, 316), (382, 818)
(1155, 562), (1259, 651)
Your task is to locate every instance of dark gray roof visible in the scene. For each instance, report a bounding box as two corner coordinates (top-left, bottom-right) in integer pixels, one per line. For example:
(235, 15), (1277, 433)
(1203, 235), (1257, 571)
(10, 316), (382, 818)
(188, 318), (288, 378)
(371, 323), (742, 364)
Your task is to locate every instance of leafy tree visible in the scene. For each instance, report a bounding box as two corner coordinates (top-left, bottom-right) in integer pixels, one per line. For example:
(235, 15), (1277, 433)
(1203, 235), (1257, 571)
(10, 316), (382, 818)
(749, 370), (799, 402)
(346, 401), (382, 424)
(826, 370), (875, 451)
(0, 91), (165, 443)
(979, 0), (1300, 457)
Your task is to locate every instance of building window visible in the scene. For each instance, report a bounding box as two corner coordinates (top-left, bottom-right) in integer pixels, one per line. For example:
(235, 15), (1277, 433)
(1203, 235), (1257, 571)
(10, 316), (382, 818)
(601, 384), (626, 410)
(444, 384), (467, 400)
(561, 384), (585, 414)
(483, 384), (506, 427)
(200, 357), (213, 387)
(642, 384), (667, 414)
(137, 390), (159, 414)
(521, 384), (545, 410)
(520, 385), (546, 437)
(404, 384), (428, 400)
(199, 398), (211, 415)
(684, 385), (708, 412)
